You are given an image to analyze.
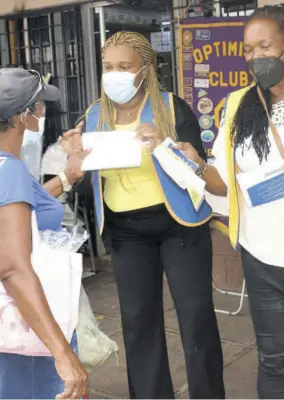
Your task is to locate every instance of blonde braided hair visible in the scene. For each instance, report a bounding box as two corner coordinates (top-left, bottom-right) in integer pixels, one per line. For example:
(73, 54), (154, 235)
(97, 31), (177, 141)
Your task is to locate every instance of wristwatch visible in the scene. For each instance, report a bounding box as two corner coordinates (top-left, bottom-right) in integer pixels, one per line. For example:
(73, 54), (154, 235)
(58, 172), (73, 192)
(195, 158), (207, 178)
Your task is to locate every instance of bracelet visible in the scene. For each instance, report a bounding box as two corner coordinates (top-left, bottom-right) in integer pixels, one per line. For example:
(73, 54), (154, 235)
(195, 158), (207, 178)
(58, 172), (73, 192)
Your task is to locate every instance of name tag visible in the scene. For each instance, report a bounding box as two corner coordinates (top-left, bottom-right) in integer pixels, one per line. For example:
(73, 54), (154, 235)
(237, 161), (284, 207)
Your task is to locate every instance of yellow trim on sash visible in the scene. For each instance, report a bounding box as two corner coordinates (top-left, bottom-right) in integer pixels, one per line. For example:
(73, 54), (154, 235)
(169, 92), (176, 128)
(85, 101), (104, 234)
(210, 219), (229, 236)
(178, 26), (184, 99)
(149, 158), (213, 227)
(97, 170), (104, 235)
(223, 86), (252, 248)
(90, 93), (150, 234)
(150, 91), (212, 226)
(88, 91), (212, 232)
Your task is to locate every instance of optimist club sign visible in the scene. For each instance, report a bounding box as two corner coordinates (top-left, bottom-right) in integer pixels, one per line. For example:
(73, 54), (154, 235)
(179, 17), (253, 159)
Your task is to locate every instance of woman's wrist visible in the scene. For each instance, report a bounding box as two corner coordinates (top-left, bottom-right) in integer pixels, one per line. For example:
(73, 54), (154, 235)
(196, 156), (204, 168)
(63, 169), (78, 186)
(195, 157), (207, 177)
(57, 171), (74, 193)
(52, 341), (74, 362)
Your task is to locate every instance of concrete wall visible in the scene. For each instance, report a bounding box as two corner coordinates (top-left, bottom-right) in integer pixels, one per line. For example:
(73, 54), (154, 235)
(0, 0), (92, 16)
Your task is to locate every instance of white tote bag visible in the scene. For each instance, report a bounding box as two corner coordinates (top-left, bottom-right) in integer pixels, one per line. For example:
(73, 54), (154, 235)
(0, 212), (83, 357)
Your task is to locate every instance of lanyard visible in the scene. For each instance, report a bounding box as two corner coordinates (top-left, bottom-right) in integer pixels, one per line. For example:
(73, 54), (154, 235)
(257, 85), (284, 159)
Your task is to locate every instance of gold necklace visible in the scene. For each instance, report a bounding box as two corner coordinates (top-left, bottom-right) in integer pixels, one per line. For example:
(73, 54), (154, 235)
(124, 93), (145, 116)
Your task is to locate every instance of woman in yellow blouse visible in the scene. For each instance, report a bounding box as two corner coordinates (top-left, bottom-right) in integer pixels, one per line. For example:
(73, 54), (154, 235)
(69, 31), (224, 399)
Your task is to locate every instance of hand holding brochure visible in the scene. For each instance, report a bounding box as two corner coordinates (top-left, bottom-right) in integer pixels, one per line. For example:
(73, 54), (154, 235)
(153, 138), (206, 211)
(81, 131), (142, 171)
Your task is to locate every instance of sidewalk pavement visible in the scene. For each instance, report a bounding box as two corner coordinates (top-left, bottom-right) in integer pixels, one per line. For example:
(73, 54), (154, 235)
(84, 257), (257, 399)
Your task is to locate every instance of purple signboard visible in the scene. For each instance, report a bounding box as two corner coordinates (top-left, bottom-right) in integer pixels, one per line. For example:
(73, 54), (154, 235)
(179, 17), (253, 159)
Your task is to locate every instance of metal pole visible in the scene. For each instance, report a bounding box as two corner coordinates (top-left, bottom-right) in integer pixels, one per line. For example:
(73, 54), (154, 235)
(214, 0), (221, 17)
(96, 6), (106, 48)
(74, 5), (83, 114)
(81, 4), (99, 103)
(170, 0), (178, 94)
(23, 18), (30, 68)
(0, 19), (10, 67)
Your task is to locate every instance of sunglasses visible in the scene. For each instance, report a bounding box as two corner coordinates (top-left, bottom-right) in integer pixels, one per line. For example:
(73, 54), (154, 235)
(20, 69), (46, 112)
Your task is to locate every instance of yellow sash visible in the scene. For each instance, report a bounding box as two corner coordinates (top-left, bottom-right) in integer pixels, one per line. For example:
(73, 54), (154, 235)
(222, 86), (252, 249)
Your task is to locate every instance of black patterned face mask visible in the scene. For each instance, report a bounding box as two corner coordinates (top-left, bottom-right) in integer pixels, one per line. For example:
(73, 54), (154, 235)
(248, 53), (284, 90)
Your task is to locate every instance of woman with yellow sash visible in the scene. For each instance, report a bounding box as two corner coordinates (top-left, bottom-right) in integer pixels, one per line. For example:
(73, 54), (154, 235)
(176, 5), (284, 399)
(66, 31), (225, 399)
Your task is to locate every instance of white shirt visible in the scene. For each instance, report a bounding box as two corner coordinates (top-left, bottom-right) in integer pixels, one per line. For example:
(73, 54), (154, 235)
(211, 101), (284, 267)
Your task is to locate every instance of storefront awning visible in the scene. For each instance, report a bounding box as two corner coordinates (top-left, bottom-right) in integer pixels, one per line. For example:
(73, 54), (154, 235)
(257, 0), (280, 5)
(0, 0), (97, 17)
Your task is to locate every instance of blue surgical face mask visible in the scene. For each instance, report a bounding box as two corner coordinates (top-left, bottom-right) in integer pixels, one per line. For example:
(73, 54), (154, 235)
(102, 66), (145, 104)
(21, 117), (45, 179)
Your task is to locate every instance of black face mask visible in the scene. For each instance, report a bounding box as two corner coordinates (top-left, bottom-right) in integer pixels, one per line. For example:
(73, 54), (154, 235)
(248, 53), (284, 90)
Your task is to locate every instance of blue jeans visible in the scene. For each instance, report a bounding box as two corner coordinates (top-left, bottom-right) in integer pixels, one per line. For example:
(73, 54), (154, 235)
(0, 333), (78, 399)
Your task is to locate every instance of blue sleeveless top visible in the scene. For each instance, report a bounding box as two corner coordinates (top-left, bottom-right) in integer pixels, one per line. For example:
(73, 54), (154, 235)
(0, 151), (64, 231)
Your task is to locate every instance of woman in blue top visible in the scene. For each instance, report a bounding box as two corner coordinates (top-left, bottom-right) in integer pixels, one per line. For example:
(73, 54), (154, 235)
(0, 68), (87, 399)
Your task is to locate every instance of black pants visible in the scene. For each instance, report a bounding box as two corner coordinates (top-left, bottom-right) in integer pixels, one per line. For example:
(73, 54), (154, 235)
(242, 247), (284, 399)
(105, 205), (224, 399)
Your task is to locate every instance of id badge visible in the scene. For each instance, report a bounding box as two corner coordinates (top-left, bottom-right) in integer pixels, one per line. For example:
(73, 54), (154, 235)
(237, 160), (284, 207)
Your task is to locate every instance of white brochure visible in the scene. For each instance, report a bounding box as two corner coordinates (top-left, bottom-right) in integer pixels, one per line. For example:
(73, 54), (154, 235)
(81, 131), (142, 171)
(153, 138), (206, 211)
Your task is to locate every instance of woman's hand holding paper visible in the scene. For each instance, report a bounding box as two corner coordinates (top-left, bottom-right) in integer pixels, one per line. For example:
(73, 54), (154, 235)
(136, 124), (162, 151)
(58, 121), (84, 156)
(173, 142), (203, 166)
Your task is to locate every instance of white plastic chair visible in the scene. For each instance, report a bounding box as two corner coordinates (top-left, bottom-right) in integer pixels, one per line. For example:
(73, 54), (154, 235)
(209, 209), (248, 316)
(213, 278), (247, 316)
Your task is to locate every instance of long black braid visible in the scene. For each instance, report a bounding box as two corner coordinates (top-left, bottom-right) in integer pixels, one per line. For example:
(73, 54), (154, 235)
(230, 4), (284, 163)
